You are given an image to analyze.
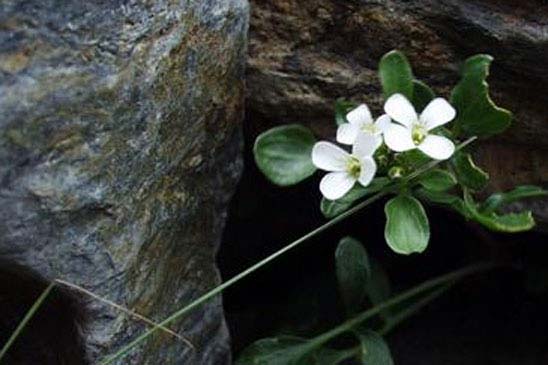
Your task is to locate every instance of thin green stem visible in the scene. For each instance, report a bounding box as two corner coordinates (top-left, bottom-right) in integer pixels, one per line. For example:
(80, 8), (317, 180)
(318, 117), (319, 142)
(378, 283), (452, 336)
(343, 284), (452, 359)
(101, 136), (478, 364)
(308, 263), (494, 348)
(0, 282), (55, 362)
(101, 192), (387, 364)
(403, 136), (477, 183)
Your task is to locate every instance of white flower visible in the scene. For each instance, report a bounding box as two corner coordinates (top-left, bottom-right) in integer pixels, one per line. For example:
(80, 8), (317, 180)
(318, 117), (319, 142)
(337, 104), (391, 148)
(312, 134), (378, 200)
(383, 93), (456, 160)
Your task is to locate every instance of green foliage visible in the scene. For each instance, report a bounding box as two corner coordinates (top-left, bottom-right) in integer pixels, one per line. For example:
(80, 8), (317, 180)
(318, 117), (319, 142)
(395, 149), (431, 170)
(335, 99), (358, 126)
(254, 124), (317, 186)
(482, 185), (548, 214)
(379, 50), (414, 100)
(411, 80), (435, 111)
(452, 152), (489, 191)
(416, 189), (469, 217)
(366, 260), (391, 300)
(418, 169), (457, 192)
(354, 328), (394, 365)
(366, 260), (393, 322)
(451, 54), (512, 137)
(463, 191), (536, 232)
(235, 337), (314, 365)
(313, 348), (354, 365)
(384, 195), (430, 255)
(321, 178), (390, 218)
(335, 237), (371, 314)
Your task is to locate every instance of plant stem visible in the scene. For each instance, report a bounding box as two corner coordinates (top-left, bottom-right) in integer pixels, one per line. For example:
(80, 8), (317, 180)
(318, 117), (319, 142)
(101, 191), (387, 364)
(342, 284), (452, 360)
(403, 136), (477, 183)
(0, 282), (55, 362)
(378, 283), (452, 336)
(308, 263), (494, 348)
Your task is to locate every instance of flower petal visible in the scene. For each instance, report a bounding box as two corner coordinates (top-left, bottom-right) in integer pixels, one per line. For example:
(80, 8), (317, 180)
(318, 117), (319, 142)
(347, 104), (372, 126)
(374, 135), (383, 150)
(336, 123), (360, 145)
(374, 114), (392, 133)
(383, 123), (415, 152)
(418, 134), (455, 160)
(384, 93), (417, 127)
(420, 97), (456, 131)
(312, 141), (349, 171)
(320, 172), (356, 200)
(358, 156), (377, 187)
(352, 133), (378, 158)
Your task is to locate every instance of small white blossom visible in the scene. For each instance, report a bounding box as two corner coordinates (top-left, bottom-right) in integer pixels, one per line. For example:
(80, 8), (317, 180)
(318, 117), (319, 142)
(337, 104), (391, 148)
(312, 134), (378, 200)
(383, 93), (456, 160)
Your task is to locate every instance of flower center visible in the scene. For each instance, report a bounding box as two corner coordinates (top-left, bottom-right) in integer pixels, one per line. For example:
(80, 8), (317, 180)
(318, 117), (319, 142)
(346, 156), (361, 178)
(361, 123), (378, 135)
(411, 124), (427, 145)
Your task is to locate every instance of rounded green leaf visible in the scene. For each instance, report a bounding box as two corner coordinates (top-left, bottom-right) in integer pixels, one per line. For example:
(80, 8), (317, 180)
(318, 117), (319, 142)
(411, 79), (435, 111)
(335, 237), (371, 314)
(384, 195), (430, 255)
(366, 260), (392, 322)
(254, 124), (317, 186)
(418, 169), (457, 192)
(354, 329), (394, 365)
(450, 54), (512, 137)
(379, 50), (414, 100)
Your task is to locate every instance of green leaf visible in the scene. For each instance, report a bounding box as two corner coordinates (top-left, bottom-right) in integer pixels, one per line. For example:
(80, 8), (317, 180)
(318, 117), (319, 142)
(236, 336), (315, 365)
(366, 260), (391, 307)
(366, 260), (392, 323)
(450, 54), (512, 137)
(464, 191), (536, 232)
(320, 178), (390, 218)
(379, 50), (414, 100)
(482, 185), (548, 214)
(474, 211), (536, 233)
(417, 169), (457, 192)
(354, 329), (394, 365)
(452, 151), (489, 191)
(254, 125), (317, 186)
(335, 99), (358, 126)
(416, 189), (469, 218)
(335, 237), (371, 314)
(411, 80), (435, 111)
(395, 149), (430, 170)
(313, 347), (354, 365)
(384, 195), (430, 255)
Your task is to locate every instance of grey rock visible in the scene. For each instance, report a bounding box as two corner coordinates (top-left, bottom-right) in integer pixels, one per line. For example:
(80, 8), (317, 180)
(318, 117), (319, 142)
(0, 0), (249, 363)
(247, 0), (548, 227)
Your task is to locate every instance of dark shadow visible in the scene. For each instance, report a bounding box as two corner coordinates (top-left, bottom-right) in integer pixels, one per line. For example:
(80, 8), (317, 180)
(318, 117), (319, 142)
(0, 260), (88, 365)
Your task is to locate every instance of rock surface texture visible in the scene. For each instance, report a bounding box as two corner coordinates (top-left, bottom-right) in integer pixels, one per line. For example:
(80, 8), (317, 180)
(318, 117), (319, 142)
(0, 0), (248, 364)
(247, 0), (548, 226)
